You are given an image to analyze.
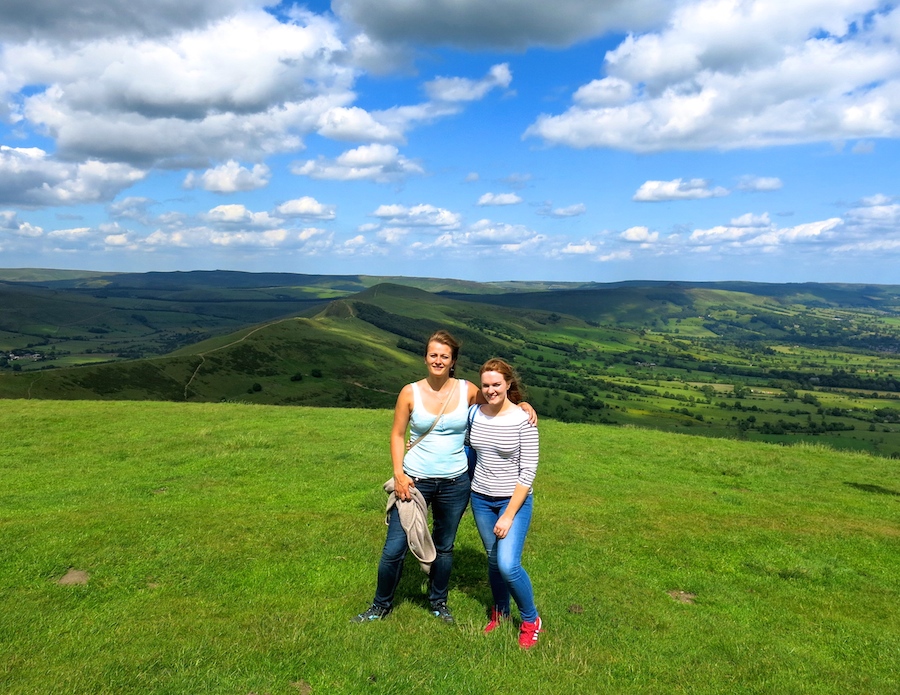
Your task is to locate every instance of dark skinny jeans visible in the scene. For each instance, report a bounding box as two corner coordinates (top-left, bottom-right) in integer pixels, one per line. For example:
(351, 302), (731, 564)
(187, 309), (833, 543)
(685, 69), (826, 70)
(373, 473), (470, 608)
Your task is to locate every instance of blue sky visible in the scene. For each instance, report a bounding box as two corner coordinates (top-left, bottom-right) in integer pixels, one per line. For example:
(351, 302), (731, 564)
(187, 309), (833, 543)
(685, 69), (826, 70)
(1, 0), (899, 283)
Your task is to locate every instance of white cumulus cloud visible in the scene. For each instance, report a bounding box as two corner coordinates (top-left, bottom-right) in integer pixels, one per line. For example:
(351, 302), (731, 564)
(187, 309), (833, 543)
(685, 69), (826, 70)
(293, 144), (424, 182)
(573, 77), (633, 106)
(0, 210), (43, 237)
(730, 212), (772, 227)
(621, 226), (659, 243)
(316, 106), (403, 142)
(749, 218), (843, 246)
(425, 63), (512, 102)
(560, 241), (598, 254)
(525, 2), (900, 152)
(203, 204), (282, 228)
(690, 225), (755, 243)
(427, 219), (545, 253)
(48, 227), (94, 241)
(6, 10), (355, 167)
(184, 160), (271, 193)
(276, 196), (336, 220)
(377, 227), (409, 244)
(477, 192), (523, 206)
(634, 178), (728, 202)
(140, 224), (333, 252)
(691, 216), (842, 247)
(371, 203), (461, 228)
(0, 145), (145, 206)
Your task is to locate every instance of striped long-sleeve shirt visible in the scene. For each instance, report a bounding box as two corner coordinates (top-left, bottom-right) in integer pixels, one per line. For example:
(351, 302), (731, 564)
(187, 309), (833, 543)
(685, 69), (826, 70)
(468, 406), (539, 497)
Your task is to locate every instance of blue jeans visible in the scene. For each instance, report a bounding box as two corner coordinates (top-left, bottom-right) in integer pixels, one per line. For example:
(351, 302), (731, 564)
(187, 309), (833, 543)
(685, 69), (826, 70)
(373, 474), (471, 608)
(470, 491), (537, 623)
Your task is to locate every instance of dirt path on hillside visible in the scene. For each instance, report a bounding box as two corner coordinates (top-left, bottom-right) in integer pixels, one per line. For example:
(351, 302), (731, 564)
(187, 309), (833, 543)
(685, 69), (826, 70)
(183, 317), (301, 400)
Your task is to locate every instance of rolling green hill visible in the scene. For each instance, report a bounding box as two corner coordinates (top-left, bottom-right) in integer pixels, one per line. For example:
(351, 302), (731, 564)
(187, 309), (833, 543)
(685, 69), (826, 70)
(446, 281), (900, 327)
(0, 284), (545, 408)
(0, 273), (348, 364)
(0, 269), (597, 366)
(3, 270), (900, 458)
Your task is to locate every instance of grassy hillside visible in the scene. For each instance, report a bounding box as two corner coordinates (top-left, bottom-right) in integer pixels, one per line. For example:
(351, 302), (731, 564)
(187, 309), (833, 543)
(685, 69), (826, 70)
(0, 269), (586, 367)
(1, 400), (897, 694)
(0, 278), (335, 364)
(0, 284), (536, 407)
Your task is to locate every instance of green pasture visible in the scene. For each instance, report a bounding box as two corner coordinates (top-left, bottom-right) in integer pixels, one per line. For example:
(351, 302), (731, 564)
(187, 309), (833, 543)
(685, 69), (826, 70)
(2, 401), (898, 694)
(535, 376), (900, 457)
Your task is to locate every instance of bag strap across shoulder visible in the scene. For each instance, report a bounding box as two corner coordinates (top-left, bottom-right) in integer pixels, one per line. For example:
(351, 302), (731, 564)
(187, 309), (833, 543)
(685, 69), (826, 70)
(465, 403), (479, 446)
(408, 379), (457, 451)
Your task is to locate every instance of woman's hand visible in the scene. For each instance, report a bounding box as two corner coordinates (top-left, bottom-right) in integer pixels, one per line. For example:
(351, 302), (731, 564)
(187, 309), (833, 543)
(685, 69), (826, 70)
(519, 401), (538, 426)
(494, 514), (513, 539)
(394, 472), (415, 501)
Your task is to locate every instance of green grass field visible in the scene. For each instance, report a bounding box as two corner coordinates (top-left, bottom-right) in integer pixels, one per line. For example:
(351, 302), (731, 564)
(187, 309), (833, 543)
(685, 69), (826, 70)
(2, 401), (898, 693)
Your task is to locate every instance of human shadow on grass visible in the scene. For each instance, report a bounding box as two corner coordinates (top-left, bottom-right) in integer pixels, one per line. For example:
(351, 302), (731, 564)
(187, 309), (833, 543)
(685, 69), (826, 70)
(391, 542), (492, 615)
(844, 481), (900, 497)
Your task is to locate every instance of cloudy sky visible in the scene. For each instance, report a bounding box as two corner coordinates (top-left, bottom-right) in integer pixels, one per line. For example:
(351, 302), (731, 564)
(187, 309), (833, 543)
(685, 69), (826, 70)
(2, 0), (899, 283)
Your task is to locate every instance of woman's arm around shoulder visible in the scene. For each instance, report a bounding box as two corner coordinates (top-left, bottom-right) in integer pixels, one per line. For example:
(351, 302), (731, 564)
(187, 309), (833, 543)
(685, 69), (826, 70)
(518, 401), (538, 426)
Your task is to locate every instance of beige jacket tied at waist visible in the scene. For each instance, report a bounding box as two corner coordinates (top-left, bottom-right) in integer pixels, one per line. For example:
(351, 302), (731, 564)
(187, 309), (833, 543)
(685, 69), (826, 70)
(383, 478), (436, 574)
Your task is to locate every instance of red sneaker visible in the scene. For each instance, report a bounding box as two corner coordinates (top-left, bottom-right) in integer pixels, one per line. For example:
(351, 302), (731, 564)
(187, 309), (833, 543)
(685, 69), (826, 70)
(484, 607), (508, 634)
(518, 616), (542, 649)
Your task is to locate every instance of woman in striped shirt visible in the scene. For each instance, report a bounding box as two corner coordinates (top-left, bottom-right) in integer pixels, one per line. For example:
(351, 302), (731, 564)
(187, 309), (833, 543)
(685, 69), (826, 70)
(467, 358), (543, 649)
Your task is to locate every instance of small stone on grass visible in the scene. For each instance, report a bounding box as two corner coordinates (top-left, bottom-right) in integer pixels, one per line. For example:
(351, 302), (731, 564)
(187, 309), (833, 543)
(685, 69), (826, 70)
(667, 590), (696, 604)
(57, 569), (90, 586)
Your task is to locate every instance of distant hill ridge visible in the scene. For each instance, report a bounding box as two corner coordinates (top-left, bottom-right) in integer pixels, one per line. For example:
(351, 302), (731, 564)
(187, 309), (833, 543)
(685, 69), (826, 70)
(4, 267), (898, 302)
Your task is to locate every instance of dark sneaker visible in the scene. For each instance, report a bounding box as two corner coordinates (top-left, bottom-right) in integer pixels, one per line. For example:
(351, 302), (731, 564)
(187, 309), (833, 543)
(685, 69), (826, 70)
(430, 601), (454, 623)
(484, 607), (509, 634)
(351, 604), (391, 623)
(518, 616), (542, 649)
